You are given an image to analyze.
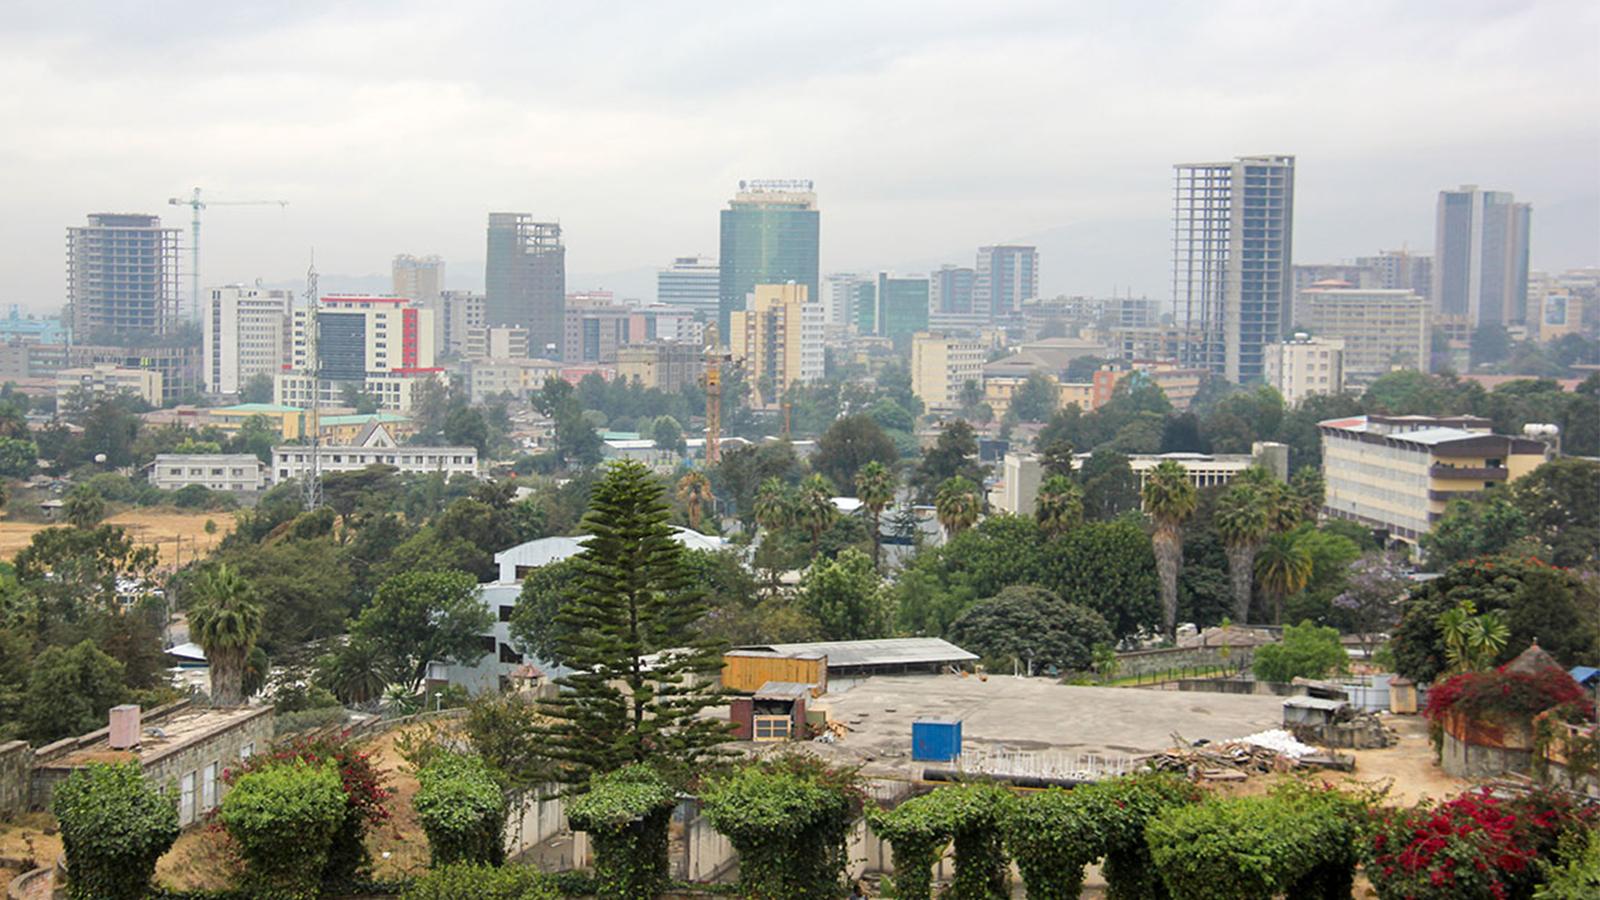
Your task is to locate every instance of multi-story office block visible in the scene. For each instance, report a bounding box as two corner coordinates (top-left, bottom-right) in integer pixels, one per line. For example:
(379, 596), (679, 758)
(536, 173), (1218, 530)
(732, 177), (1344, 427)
(657, 256), (719, 321)
(56, 364), (164, 407)
(1265, 334), (1344, 406)
(563, 298), (634, 364)
(1296, 287), (1427, 385)
(615, 341), (704, 393)
(975, 245), (1038, 324)
(910, 332), (986, 412)
(279, 295), (438, 412)
(67, 213), (182, 340)
(203, 285), (293, 394)
(441, 290), (485, 357)
(393, 254), (446, 347)
(1433, 186), (1531, 327)
(465, 325), (530, 362)
(1356, 250), (1432, 299)
(485, 214), (564, 356)
(718, 181), (820, 336)
(1319, 414), (1546, 548)
(874, 274), (931, 342)
(1172, 155), (1296, 383)
(823, 272), (875, 330)
(728, 283), (823, 408)
(69, 342), (199, 405)
(929, 265), (981, 330)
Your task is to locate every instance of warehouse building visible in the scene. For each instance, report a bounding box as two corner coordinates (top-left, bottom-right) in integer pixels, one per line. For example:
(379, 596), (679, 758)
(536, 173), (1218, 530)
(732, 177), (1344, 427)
(722, 638), (977, 694)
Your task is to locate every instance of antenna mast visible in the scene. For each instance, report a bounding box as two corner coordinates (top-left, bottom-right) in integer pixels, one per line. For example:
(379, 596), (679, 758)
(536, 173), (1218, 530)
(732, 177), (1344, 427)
(300, 253), (323, 510)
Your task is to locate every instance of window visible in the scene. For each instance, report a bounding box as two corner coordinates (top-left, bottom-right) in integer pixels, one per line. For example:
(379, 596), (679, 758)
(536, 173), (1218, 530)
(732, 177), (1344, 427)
(478, 634), (496, 652)
(753, 715), (791, 742)
(179, 772), (196, 825)
(499, 605), (514, 623)
(240, 742), (255, 759)
(202, 763), (218, 811)
(499, 642), (521, 664)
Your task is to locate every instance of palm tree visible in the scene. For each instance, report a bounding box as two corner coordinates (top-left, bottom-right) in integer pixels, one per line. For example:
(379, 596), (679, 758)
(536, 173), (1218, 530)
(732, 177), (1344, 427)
(1142, 460), (1198, 641)
(63, 485), (106, 529)
(317, 635), (393, 706)
(797, 473), (837, 553)
(1236, 466), (1300, 533)
(754, 477), (795, 535)
(1213, 483), (1270, 623)
(676, 470), (715, 532)
(1254, 532), (1312, 626)
(1289, 468), (1325, 522)
(854, 461), (896, 571)
(934, 476), (981, 538)
(186, 564), (263, 707)
(1035, 475), (1085, 536)
(1437, 599), (1509, 673)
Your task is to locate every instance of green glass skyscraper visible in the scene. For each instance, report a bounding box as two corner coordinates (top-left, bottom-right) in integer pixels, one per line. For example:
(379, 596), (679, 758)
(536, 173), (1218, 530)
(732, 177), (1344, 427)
(717, 180), (820, 338)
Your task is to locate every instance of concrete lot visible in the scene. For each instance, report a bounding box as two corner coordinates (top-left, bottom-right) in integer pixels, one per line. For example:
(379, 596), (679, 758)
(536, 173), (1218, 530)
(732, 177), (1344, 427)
(813, 674), (1285, 772)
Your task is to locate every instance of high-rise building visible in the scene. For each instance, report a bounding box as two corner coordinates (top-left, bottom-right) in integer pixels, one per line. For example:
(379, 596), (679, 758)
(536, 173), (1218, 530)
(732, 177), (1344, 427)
(393, 254), (446, 348)
(717, 180), (820, 337)
(485, 214), (564, 357)
(975, 245), (1038, 325)
(278, 295), (439, 412)
(823, 272), (874, 329)
(66, 213), (182, 339)
(657, 256), (719, 321)
(728, 283), (824, 409)
(1172, 155), (1296, 383)
(203, 285), (294, 394)
(930, 265), (980, 330)
(1433, 185), (1532, 328)
(1356, 249), (1432, 299)
(1264, 334), (1344, 406)
(441, 290), (485, 357)
(615, 342), (704, 393)
(910, 331), (987, 412)
(1296, 288), (1427, 385)
(465, 325), (530, 362)
(874, 273), (931, 342)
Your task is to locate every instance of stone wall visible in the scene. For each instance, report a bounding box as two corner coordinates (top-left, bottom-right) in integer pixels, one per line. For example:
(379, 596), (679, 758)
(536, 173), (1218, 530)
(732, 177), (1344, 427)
(139, 708), (274, 827)
(1176, 678), (1300, 697)
(0, 742), (31, 822)
(1441, 731), (1533, 779)
(1114, 644), (1256, 678)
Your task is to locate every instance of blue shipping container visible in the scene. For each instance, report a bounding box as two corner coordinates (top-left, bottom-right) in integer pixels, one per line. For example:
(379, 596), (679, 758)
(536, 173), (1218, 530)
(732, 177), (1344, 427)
(912, 718), (962, 762)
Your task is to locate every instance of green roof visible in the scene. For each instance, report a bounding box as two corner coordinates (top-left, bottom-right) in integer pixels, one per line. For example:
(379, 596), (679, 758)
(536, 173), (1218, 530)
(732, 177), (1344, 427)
(318, 412), (411, 426)
(213, 403), (304, 415)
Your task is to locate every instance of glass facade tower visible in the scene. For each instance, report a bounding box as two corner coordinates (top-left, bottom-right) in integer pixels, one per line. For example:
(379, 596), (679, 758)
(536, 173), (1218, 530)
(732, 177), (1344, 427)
(485, 214), (564, 358)
(717, 181), (820, 338)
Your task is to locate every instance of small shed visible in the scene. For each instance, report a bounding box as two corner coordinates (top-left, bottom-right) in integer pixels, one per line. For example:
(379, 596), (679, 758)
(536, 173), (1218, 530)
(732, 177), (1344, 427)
(729, 681), (814, 742)
(1282, 696), (1347, 728)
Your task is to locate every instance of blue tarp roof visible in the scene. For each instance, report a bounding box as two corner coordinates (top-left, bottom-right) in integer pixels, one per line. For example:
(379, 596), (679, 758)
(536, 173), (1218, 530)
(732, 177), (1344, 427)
(1570, 666), (1600, 686)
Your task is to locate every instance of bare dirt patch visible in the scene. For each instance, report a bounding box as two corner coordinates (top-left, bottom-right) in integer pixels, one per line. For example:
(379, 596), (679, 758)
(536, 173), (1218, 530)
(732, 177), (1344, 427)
(0, 509), (235, 568)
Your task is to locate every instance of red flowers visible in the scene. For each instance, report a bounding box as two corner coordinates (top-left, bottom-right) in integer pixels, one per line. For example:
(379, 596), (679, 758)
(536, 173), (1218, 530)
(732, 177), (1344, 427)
(1424, 667), (1592, 725)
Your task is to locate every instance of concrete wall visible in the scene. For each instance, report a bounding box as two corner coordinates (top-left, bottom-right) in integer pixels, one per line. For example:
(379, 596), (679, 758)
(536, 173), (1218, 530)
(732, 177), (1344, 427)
(0, 742), (32, 821)
(1441, 731), (1533, 779)
(1114, 644), (1255, 678)
(1176, 678), (1300, 697)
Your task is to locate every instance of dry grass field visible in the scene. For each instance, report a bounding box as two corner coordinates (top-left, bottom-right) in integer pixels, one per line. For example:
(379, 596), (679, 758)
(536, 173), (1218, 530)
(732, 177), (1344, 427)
(0, 509), (236, 569)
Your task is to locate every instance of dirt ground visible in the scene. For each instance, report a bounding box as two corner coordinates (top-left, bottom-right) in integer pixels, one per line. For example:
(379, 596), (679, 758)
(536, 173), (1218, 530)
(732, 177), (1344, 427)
(0, 509), (235, 569)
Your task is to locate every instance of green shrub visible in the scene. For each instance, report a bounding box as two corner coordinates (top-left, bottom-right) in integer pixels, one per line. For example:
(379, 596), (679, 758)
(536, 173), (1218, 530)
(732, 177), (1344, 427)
(565, 765), (677, 900)
(1000, 787), (1102, 900)
(1145, 782), (1364, 900)
(867, 782), (1014, 900)
(51, 762), (179, 900)
(220, 760), (347, 899)
(414, 752), (509, 867)
(271, 705), (348, 736)
(701, 756), (862, 899)
(1075, 772), (1203, 900)
(401, 863), (559, 900)
(1252, 620), (1349, 683)
(1538, 828), (1600, 899)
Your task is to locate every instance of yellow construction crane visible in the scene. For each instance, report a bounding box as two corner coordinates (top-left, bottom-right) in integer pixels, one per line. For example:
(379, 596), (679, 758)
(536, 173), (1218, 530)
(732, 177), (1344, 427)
(168, 187), (288, 320)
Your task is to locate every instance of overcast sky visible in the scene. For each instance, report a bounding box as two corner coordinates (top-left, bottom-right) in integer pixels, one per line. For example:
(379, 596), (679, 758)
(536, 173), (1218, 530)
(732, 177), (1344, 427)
(2, 0), (1596, 311)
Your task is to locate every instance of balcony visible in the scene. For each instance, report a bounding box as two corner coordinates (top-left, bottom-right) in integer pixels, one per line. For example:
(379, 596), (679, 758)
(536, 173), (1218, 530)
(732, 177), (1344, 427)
(1429, 465), (1507, 481)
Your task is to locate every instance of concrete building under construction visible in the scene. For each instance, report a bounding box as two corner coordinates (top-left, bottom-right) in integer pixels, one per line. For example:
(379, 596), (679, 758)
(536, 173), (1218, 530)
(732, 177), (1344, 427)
(66, 213), (182, 340)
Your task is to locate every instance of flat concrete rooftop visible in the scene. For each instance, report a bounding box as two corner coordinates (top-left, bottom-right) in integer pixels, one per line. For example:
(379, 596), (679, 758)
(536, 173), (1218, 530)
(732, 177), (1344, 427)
(811, 674), (1284, 770)
(41, 705), (271, 769)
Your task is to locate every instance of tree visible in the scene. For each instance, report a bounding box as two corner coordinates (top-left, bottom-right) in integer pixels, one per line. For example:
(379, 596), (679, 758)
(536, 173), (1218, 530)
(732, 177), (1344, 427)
(1436, 599), (1509, 674)
(652, 416), (684, 453)
(316, 636), (394, 706)
(21, 640), (128, 743)
(1289, 467), (1325, 521)
(1509, 458), (1600, 568)
(812, 415), (897, 497)
(1037, 520), (1162, 640)
(675, 470), (715, 532)
(1143, 460), (1198, 640)
(444, 407), (490, 454)
(240, 372), (275, 404)
(1254, 532), (1313, 625)
(64, 485), (106, 529)
(1251, 621), (1347, 682)
(1391, 555), (1600, 683)
(795, 473), (837, 553)
(1330, 551), (1408, 658)
(1034, 475), (1084, 536)
(1213, 483), (1270, 623)
(912, 420), (984, 501)
(754, 477), (796, 536)
(1009, 372), (1059, 423)
(1079, 450), (1140, 520)
(798, 548), (888, 641)
(537, 461), (727, 785)
(186, 564), (263, 706)
(935, 476), (981, 537)
(947, 586), (1113, 674)
(351, 569), (494, 692)
(1037, 439), (1075, 479)
(854, 460), (896, 571)
(0, 436), (37, 478)
(1421, 492), (1530, 570)
(52, 762), (180, 900)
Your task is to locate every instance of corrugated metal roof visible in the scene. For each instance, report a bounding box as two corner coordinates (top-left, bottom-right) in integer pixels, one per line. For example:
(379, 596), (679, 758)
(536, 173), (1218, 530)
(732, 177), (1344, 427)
(493, 527), (729, 572)
(754, 681), (815, 699)
(1283, 696), (1346, 711)
(731, 638), (978, 668)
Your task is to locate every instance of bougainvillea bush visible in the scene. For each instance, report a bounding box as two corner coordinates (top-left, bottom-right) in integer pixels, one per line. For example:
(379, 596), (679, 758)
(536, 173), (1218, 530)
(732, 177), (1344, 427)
(1362, 787), (1597, 900)
(1424, 668), (1592, 727)
(225, 732), (391, 884)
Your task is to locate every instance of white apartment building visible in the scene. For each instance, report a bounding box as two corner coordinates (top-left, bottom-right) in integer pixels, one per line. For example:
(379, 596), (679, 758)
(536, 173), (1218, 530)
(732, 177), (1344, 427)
(465, 357), (562, 403)
(274, 370), (443, 414)
(910, 332), (986, 412)
(271, 422), (477, 484)
(994, 444), (1289, 515)
(56, 364), (164, 407)
(148, 454), (267, 492)
(203, 285), (293, 395)
(465, 325), (530, 361)
(278, 295), (441, 413)
(1295, 288), (1428, 384)
(1265, 334), (1344, 406)
(442, 291), (485, 357)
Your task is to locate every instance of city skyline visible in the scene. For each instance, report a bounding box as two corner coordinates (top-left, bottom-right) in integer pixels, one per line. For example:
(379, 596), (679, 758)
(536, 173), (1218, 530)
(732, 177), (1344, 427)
(0, 2), (1594, 311)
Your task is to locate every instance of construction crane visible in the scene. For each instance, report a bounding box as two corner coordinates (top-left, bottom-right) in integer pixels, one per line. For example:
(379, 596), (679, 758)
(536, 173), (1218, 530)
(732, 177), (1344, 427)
(167, 188), (289, 321)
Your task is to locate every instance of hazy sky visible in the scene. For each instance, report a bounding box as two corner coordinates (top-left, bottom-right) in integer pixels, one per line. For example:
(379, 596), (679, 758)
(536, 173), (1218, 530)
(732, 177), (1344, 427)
(2, 0), (1596, 311)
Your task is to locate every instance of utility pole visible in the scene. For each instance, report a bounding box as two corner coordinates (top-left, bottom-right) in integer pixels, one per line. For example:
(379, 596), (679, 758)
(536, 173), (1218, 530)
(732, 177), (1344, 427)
(300, 254), (324, 511)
